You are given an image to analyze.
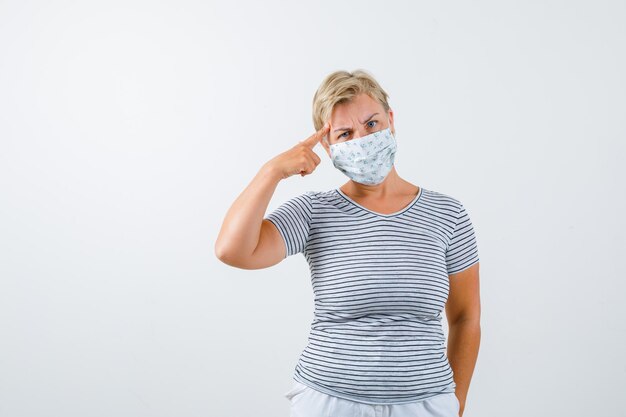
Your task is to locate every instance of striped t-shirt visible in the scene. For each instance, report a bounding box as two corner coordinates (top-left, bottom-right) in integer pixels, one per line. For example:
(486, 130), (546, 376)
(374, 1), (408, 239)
(265, 186), (479, 405)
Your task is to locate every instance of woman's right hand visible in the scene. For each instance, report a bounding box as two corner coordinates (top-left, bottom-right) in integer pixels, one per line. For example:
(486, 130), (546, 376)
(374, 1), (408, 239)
(265, 122), (330, 180)
(216, 122), (330, 269)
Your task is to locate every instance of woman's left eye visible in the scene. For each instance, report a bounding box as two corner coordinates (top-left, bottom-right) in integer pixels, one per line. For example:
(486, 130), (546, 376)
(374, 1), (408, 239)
(367, 120), (377, 128)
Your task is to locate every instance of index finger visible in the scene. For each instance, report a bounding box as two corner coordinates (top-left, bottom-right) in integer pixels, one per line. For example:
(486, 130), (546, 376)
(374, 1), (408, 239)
(301, 122), (330, 148)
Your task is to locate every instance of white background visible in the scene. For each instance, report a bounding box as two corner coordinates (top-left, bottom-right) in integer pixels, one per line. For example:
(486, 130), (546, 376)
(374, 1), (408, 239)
(1, 1), (624, 416)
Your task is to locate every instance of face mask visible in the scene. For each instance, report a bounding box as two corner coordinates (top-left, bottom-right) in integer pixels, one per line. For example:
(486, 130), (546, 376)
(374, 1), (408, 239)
(328, 127), (397, 185)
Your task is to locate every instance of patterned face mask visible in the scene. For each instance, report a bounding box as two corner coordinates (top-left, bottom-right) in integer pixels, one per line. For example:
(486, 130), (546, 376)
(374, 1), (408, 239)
(328, 127), (397, 185)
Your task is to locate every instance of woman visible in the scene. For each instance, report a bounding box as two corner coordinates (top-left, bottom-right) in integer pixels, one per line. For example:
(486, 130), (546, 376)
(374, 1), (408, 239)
(215, 69), (481, 417)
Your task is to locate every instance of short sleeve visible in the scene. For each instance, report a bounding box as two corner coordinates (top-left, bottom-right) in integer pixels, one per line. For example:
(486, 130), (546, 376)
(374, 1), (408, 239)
(445, 202), (480, 275)
(265, 192), (314, 258)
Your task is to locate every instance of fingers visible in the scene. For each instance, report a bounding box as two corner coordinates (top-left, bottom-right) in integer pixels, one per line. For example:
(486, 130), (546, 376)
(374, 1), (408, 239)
(310, 151), (321, 165)
(301, 122), (330, 148)
(300, 150), (321, 175)
(295, 147), (322, 177)
(292, 121), (328, 177)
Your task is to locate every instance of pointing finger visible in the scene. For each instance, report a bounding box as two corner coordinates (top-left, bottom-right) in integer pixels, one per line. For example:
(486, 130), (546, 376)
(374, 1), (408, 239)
(302, 122), (330, 148)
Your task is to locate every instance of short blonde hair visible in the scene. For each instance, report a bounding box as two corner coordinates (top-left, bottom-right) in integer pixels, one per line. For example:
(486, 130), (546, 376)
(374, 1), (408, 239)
(312, 69), (391, 132)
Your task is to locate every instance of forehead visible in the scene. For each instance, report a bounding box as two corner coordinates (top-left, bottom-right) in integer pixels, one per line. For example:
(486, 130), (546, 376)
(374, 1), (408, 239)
(331, 93), (383, 122)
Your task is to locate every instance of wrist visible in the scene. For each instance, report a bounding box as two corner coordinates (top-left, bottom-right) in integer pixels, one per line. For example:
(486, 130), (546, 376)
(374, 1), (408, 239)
(260, 162), (284, 183)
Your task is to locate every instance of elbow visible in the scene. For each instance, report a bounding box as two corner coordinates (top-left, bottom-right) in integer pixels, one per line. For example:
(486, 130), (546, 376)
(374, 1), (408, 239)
(215, 247), (239, 267)
(214, 240), (251, 269)
(214, 240), (232, 264)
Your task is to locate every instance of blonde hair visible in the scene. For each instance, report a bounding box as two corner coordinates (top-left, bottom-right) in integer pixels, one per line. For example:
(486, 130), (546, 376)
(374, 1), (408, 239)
(312, 69), (391, 133)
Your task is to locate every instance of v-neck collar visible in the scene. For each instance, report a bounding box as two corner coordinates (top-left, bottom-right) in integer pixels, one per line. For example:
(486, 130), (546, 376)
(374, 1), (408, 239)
(335, 187), (423, 218)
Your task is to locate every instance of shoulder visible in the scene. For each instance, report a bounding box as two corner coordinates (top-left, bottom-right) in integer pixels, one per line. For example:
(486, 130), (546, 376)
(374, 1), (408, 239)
(420, 187), (464, 212)
(296, 189), (345, 217)
(302, 189), (340, 203)
(284, 190), (325, 212)
(277, 190), (335, 207)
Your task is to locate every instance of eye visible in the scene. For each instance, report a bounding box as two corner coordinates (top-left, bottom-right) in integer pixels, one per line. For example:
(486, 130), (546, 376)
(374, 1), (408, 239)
(337, 120), (378, 140)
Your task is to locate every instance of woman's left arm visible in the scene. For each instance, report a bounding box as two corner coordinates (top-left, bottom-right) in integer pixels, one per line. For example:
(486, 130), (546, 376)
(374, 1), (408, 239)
(445, 262), (481, 417)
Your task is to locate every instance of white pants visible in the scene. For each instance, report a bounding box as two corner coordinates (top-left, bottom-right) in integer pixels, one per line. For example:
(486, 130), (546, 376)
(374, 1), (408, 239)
(284, 381), (460, 417)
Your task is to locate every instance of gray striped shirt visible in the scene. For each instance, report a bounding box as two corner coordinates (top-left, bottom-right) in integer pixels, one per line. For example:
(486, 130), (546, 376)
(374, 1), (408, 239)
(265, 186), (479, 404)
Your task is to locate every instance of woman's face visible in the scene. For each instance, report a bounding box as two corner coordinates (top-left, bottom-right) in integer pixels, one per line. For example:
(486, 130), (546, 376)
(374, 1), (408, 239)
(321, 93), (395, 157)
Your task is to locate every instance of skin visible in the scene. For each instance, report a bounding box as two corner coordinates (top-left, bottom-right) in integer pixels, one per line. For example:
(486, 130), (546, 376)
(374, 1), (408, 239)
(214, 92), (480, 416)
(319, 93), (421, 214)
(324, 94), (481, 415)
(445, 262), (481, 417)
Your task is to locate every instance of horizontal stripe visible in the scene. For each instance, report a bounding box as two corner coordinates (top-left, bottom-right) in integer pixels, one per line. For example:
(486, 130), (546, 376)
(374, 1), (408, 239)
(265, 187), (479, 404)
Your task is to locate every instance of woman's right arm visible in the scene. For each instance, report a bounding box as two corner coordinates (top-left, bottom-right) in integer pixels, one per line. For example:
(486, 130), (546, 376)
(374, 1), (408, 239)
(214, 123), (329, 270)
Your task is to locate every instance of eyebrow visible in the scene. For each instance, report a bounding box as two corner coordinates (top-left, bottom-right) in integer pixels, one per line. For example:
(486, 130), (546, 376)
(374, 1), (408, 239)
(333, 113), (379, 133)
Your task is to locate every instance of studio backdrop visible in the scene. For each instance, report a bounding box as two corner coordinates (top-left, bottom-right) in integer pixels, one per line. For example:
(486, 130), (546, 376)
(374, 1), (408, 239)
(0, 1), (624, 417)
